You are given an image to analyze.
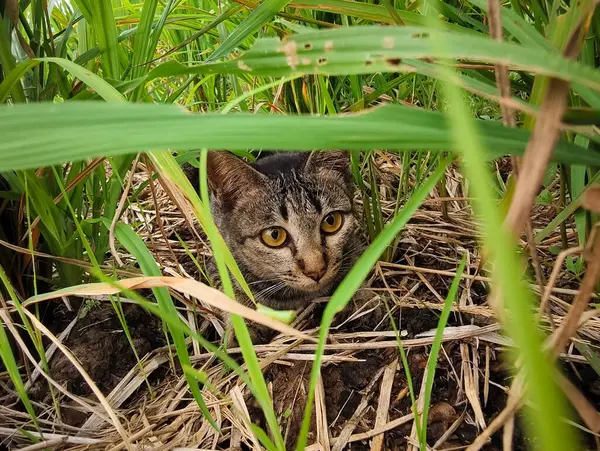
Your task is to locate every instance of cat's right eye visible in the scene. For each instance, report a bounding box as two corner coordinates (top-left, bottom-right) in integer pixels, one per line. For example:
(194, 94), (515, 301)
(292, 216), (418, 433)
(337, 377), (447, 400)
(260, 227), (288, 248)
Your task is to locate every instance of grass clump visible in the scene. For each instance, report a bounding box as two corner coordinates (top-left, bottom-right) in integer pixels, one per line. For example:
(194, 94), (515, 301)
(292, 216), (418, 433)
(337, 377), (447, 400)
(1, 0), (600, 449)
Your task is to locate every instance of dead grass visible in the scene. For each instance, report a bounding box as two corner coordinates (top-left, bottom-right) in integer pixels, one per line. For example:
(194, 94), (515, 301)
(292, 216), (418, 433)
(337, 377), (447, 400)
(1, 152), (599, 450)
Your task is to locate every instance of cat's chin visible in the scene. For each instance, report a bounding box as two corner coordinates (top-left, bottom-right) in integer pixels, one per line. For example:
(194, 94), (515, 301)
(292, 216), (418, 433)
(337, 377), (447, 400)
(289, 275), (336, 295)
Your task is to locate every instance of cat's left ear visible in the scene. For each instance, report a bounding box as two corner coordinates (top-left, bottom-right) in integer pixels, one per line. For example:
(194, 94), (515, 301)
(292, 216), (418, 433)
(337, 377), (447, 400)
(305, 150), (352, 182)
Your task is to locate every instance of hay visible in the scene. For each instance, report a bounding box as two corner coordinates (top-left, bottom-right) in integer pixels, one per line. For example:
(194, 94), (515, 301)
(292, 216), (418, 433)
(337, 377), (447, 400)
(1, 152), (598, 450)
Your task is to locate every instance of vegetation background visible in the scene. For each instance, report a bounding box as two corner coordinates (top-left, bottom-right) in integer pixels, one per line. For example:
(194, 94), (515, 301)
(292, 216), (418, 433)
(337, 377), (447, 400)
(1, 0), (600, 449)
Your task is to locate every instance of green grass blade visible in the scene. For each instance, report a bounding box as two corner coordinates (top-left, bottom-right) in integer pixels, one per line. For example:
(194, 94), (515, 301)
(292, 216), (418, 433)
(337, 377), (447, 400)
(432, 23), (575, 451)
(107, 220), (218, 430)
(419, 255), (466, 447)
(147, 26), (600, 90)
(207, 0), (293, 62)
(0, 267), (40, 430)
(296, 156), (452, 450)
(0, 14), (26, 103)
(130, 0), (159, 81)
(1, 102), (595, 171)
(40, 57), (126, 102)
(0, 60), (39, 104)
(0, 314), (40, 428)
(466, 0), (550, 49)
(88, 0), (121, 80)
(196, 150), (285, 449)
(1, 57), (126, 103)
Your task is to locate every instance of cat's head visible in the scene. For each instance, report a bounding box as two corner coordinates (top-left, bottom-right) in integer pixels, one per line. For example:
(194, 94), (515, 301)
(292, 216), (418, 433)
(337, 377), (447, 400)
(203, 151), (361, 298)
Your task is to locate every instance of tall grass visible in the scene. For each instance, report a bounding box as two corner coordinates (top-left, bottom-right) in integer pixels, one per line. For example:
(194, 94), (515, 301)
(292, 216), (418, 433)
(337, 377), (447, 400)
(1, 0), (599, 449)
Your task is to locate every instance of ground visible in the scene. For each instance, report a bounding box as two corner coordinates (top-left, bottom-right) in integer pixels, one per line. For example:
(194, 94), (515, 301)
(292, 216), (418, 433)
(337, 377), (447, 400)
(1, 154), (598, 450)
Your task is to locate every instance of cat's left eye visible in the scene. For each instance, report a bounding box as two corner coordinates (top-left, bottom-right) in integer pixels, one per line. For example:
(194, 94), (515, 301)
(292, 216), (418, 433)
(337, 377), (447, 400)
(321, 211), (343, 234)
(261, 227), (288, 247)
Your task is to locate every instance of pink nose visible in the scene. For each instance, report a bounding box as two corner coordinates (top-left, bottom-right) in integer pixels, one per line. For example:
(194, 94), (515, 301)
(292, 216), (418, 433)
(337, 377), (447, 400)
(303, 266), (326, 282)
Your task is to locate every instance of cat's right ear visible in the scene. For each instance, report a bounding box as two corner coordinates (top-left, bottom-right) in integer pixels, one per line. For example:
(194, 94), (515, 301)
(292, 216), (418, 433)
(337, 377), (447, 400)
(207, 151), (266, 203)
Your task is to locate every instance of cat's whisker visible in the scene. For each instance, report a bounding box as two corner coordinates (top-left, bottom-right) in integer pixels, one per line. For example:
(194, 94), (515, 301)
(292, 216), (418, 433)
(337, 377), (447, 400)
(254, 281), (288, 300)
(248, 278), (282, 286)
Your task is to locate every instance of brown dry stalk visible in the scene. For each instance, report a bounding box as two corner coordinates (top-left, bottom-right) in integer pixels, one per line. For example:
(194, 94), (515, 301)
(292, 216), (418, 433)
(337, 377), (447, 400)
(21, 310), (134, 451)
(487, 0), (515, 128)
(371, 359), (397, 451)
(465, 375), (525, 451)
(315, 374), (331, 450)
(466, 3), (599, 449)
(468, 228), (600, 449)
(550, 228), (600, 354)
(144, 156), (178, 267)
(109, 155), (140, 266)
(504, 3), (595, 236)
(26, 275), (314, 342)
(556, 372), (600, 432)
(503, 77), (571, 236)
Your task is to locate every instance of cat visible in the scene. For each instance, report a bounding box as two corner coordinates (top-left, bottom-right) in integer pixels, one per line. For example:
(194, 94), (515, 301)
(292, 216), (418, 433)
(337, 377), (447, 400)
(185, 150), (368, 344)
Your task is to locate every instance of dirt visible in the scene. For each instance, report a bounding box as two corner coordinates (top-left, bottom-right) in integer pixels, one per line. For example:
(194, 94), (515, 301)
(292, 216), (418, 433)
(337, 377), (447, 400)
(243, 304), (510, 450)
(16, 250), (597, 449)
(30, 303), (165, 426)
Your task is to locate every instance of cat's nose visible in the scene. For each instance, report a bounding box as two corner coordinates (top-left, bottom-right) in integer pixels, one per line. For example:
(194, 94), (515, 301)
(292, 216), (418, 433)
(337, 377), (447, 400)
(304, 266), (326, 282)
(298, 255), (327, 282)
(298, 257), (326, 282)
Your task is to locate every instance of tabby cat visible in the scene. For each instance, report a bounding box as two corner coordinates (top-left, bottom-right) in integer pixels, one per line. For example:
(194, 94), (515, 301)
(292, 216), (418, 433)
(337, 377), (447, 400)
(187, 150), (366, 343)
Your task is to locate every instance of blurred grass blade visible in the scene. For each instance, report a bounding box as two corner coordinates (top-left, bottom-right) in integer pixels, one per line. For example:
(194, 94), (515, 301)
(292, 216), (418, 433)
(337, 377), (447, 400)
(207, 0), (293, 62)
(296, 156), (452, 450)
(1, 102), (596, 171)
(147, 26), (600, 90)
(432, 14), (575, 449)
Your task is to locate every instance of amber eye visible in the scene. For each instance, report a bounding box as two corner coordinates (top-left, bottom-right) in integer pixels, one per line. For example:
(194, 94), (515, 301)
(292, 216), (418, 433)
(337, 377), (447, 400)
(260, 227), (288, 247)
(321, 211), (343, 234)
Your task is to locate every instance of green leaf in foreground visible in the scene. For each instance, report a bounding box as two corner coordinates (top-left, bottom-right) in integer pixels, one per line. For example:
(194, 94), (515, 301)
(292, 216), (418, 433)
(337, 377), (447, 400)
(0, 102), (596, 171)
(206, 0), (292, 62)
(147, 25), (600, 91)
(436, 27), (575, 451)
(296, 156), (452, 450)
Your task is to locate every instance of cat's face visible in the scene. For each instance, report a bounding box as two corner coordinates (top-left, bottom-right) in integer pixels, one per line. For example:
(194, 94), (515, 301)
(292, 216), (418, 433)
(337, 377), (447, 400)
(206, 151), (361, 300)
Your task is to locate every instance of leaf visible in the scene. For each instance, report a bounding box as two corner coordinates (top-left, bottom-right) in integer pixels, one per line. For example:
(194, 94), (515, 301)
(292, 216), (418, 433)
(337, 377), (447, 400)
(1, 102), (597, 172)
(0, 57), (126, 103)
(420, 256), (466, 446)
(130, 0), (160, 80)
(105, 221), (216, 429)
(27, 274), (313, 342)
(207, 0), (293, 62)
(88, 0), (121, 79)
(0, 60), (39, 104)
(147, 25), (600, 91)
